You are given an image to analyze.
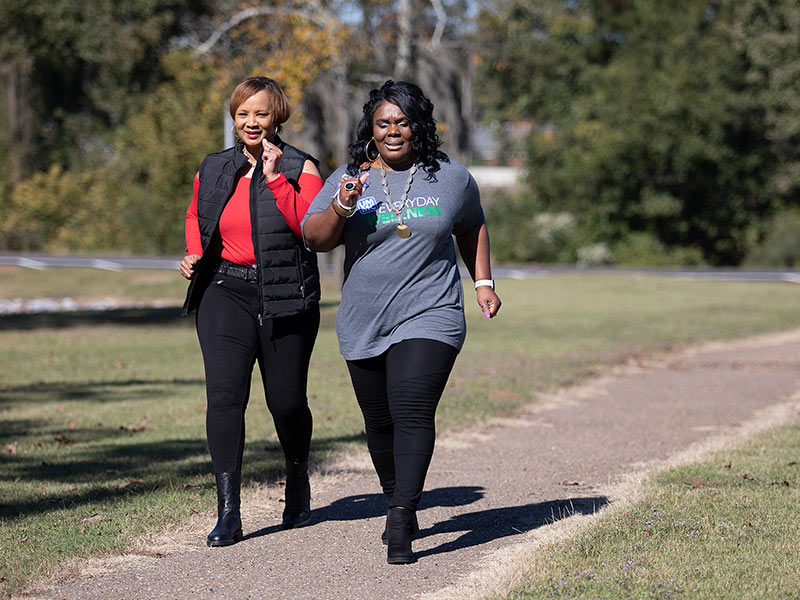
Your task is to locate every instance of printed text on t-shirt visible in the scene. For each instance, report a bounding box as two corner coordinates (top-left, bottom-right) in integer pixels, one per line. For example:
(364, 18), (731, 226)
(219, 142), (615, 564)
(366, 196), (442, 225)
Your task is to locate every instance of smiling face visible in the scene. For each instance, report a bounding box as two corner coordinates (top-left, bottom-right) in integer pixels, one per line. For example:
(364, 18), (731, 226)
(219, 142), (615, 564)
(371, 101), (414, 170)
(234, 90), (276, 159)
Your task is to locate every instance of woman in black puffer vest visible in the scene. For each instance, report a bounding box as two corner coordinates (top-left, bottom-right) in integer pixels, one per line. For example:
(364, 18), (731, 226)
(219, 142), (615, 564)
(180, 76), (323, 547)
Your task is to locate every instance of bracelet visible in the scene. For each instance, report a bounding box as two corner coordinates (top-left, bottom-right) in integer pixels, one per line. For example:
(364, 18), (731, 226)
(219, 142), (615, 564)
(474, 279), (495, 290)
(331, 191), (356, 218)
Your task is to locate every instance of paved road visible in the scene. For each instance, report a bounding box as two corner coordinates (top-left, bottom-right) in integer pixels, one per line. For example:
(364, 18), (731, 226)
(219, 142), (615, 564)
(2, 252), (799, 283)
(24, 329), (800, 600)
(0, 254), (181, 271)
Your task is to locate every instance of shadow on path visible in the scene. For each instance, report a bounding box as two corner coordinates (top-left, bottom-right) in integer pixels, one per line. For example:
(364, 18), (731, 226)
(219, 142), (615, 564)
(243, 486), (485, 541)
(243, 488), (608, 557)
(415, 496), (608, 558)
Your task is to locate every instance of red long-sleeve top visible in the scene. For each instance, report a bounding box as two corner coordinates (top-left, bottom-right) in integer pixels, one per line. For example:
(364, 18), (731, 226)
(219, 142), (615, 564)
(185, 167), (323, 265)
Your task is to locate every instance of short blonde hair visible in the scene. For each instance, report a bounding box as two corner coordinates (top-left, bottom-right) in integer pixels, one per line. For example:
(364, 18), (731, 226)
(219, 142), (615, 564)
(229, 77), (291, 132)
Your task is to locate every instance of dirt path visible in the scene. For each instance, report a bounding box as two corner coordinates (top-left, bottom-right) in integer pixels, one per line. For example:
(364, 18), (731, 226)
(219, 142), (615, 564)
(25, 329), (800, 600)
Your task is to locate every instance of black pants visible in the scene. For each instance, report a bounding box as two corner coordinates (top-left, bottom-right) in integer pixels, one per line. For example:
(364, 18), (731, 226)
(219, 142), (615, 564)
(196, 274), (319, 473)
(346, 338), (458, 511)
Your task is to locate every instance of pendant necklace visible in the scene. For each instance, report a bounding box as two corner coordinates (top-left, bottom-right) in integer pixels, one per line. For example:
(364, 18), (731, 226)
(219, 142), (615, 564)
(378, 158), (416, 239)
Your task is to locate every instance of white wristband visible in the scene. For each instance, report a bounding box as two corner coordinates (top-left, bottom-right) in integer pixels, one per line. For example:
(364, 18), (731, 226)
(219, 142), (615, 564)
(474, 279), (494, 290)
(335, 194), (357, 216)
(331, 189), (356, 217)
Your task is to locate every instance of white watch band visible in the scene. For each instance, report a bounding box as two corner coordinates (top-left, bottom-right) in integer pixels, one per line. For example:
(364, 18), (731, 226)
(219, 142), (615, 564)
(474, 279), (494, 290)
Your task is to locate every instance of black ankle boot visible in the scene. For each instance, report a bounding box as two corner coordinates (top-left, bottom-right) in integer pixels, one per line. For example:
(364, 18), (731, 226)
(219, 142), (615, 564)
(386, 507), (417, 564)
(207, 472), (242, 547)
(381, 509), (418, 545)
(282, 459), (311, 529)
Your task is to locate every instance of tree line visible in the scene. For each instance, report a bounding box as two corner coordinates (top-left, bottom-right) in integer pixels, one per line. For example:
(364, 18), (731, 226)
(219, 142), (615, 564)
(479, 0), (800, 266)
(0, 0), (797, 266)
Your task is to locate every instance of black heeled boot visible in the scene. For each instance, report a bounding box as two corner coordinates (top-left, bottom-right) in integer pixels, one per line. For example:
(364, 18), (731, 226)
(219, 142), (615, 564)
(282, 459), (311, 529)
(381, 509), (418, 545)
(207, 472), (243, 547)
(386, 506), (417, 564)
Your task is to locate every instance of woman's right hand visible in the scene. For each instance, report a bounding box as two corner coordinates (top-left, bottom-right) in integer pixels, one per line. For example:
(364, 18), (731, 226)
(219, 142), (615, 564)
(338, 170), (371, 208)
(180, 254), (201, 279)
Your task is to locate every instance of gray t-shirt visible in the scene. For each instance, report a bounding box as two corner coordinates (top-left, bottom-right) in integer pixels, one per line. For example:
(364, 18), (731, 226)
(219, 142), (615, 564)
(302, 158), (484, 360)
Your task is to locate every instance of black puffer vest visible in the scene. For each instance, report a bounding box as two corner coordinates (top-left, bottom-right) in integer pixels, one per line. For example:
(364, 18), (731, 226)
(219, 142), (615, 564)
(182, 137), (321, 319)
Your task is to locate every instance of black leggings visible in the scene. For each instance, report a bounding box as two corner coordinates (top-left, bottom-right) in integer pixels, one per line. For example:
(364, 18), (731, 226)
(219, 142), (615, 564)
(346, 338), (458, 511)
(196, 274), (319, 473)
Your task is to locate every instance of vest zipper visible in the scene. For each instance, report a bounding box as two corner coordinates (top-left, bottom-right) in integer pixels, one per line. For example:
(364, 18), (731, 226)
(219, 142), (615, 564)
(295, 246), (306, 298)
(250, 158), (265, 326)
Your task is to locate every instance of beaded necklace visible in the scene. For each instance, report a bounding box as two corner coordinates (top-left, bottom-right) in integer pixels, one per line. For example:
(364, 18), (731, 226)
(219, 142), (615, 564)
(377, 157), (416, 239)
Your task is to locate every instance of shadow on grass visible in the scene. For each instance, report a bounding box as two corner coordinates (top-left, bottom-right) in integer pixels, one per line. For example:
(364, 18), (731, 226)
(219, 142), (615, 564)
(0, 378), (204, 407)
(0, 428), (367, 521)
(1, 377), (367, 520)
(0, 301), (340, 331)
(0, 436), (211, 518)
(0, 307), (188, 330)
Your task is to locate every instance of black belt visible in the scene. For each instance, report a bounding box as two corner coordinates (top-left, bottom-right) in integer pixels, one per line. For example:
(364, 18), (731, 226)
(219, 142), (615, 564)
(213, 259), (258, 283)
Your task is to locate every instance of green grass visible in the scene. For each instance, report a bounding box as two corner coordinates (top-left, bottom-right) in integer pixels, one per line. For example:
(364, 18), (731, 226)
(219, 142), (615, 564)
(0, 265), (185, 304)
(504, 421), (800, 600)
(0, 264), (344, 306)
(2, 267), (800, 597)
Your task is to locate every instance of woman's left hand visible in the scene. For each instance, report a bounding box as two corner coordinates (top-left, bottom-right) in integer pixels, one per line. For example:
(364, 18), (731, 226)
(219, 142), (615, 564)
(477, 287), (501, 319)
(262, 139), (282, 182)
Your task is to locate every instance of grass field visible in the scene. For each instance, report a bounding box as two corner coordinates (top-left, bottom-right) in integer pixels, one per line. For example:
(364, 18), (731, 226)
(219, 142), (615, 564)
(503, 420), (800, 599)
(2, 266), (800, 597)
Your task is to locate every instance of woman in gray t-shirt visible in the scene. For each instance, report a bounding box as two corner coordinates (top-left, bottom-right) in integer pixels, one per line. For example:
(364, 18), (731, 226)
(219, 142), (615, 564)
(302, 80), (501, 564)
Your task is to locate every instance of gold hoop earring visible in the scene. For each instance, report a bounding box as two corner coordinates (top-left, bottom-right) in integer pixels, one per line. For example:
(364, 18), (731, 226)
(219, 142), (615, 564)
(365, 138), (379, 162)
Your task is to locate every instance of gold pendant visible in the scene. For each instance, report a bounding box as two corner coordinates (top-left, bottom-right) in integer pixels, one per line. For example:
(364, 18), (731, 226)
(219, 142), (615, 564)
(396, 224), (411, 238)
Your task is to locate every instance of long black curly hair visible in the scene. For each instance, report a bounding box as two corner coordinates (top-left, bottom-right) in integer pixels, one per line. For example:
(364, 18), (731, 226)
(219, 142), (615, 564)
(346, 80), (448, 181)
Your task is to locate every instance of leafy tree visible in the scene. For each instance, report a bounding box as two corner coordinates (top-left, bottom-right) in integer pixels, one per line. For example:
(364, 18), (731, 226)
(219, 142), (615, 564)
(293, 0), (480, 167)
(0, 45), (219, 254)
(745, 210), (800, 267)
(0, 0), (342, 253)
(473, 0), (595, 124)
(0, 0), (487, 253)
(477, 0), (792, 266)
(110, 51), (221, 254)
(0, 0), (214, 179)
(3, 165), (121, 251)
(726, 0), (800, 205)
